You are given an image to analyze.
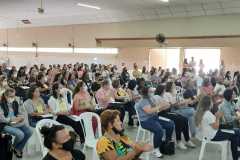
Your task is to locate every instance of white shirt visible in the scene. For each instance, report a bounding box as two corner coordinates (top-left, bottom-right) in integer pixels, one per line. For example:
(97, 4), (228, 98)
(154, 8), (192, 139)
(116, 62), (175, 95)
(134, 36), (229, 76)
(214, 83), (226, 96)
(197, 111), (217, 140)
(48, 96), (70, 114)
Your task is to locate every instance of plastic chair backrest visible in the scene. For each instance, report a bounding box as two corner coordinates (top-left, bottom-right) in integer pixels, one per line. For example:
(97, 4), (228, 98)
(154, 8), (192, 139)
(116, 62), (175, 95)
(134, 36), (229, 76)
(79, 112), (102, 143)
(35, 119), (61, 157)
(134, 105), (144, 129)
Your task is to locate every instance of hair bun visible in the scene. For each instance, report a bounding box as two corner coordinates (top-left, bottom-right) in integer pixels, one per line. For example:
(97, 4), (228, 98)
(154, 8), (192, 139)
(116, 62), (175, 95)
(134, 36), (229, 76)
(40, 126), (51, 137)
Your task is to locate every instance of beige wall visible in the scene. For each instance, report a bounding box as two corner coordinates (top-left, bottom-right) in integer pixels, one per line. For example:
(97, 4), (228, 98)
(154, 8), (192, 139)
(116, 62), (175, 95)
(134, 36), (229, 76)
(220, 47), (240, 72)
(0, 14), (240, 70)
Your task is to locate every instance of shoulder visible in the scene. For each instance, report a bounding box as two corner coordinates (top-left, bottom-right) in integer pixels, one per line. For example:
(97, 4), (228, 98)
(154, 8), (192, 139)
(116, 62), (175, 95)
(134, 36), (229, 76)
(96, 136), (114, 154)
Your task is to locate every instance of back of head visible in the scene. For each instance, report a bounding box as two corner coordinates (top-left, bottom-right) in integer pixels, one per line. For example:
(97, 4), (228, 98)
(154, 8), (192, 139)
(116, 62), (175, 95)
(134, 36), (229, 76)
(195, 96), (212, 127)
(223, 89), (233, 102)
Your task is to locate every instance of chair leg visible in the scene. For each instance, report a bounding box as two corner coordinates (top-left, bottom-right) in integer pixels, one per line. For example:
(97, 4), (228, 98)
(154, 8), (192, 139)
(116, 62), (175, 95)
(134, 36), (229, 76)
(198, 142), (206, 160)
(136, 128), (141, 142)
(221, 143), (227, 160)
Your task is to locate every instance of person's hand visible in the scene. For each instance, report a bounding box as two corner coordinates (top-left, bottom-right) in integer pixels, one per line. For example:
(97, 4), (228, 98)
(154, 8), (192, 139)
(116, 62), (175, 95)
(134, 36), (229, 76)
(215, 112), (224, 119)
(141, 143), (153, 152)
(17, 115), (24, 122)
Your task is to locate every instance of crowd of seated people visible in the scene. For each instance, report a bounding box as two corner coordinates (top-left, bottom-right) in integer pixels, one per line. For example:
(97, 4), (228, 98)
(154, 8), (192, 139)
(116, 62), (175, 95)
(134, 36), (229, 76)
(0, 60), (240, 159)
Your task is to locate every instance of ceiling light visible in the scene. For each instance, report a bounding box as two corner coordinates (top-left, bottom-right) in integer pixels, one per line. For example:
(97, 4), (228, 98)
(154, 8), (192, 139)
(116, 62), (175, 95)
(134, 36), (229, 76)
(160, 0), (169, 2)
(77, 3), (101, 10)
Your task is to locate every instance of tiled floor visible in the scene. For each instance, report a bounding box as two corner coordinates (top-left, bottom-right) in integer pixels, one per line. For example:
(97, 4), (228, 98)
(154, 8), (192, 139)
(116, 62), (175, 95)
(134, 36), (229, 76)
(19, 125), (232, 160)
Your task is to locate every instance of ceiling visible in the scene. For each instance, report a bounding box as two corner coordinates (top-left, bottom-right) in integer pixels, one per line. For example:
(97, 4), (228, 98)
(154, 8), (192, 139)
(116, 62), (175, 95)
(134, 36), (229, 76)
(1, 0), (240, 28)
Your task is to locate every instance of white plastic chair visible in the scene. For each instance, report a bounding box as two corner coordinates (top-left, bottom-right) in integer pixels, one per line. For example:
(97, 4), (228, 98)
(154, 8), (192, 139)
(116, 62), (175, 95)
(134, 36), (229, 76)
(135, 106), (152, 160)
(35, 119), (61, 158)
(198, 137), (229, 160)
(78, 112), (102, 160)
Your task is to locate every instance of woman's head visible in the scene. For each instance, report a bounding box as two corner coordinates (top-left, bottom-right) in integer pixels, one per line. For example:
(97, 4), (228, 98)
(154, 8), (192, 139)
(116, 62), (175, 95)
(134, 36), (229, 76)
(223, 89), (233, 102)
(52, 83), (62, 99)
(112, 79), (120, 89)
(155, 85), (165, 96)
(195, 96), (212, 127)
(3, 88), (16, 103)
(73, 81), (87, 97)
(128, 80), (137, 90)
(100, 110), (123, 135)
(102, 80), (111, 90)
(40, 125), (74, 151)
(28, 85), (40, 99)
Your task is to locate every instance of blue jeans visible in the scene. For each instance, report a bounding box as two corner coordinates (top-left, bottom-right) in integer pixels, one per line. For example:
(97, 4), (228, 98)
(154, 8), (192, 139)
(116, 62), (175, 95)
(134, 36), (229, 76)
(212, 129), (240, 160)
(3, 124), (33, 151)
(141, 116), (174, 148)
(172, 107), (196, 137)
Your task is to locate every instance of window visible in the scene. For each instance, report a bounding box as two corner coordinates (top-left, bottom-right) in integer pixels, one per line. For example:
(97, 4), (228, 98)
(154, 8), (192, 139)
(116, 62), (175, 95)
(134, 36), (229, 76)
(185, 48), (221, 73)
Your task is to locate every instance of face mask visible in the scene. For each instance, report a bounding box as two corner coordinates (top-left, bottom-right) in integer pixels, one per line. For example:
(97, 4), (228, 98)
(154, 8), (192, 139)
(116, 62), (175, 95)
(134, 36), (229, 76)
(83, 85), (88, 91)
(8, 97), (15, 103)
(44, 77), (48, 82)
(2, 81), (8, 87)
(112, 127), (124, 136)
(148, 92), (154, 97)
(62, 138), (75, 151)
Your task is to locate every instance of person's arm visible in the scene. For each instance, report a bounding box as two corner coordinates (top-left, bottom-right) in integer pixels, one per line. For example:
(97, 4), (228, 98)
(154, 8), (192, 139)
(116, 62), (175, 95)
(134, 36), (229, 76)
(211, 112), (223, 129)
(143, 101), (170, 114)
(102, 147), (142, 160)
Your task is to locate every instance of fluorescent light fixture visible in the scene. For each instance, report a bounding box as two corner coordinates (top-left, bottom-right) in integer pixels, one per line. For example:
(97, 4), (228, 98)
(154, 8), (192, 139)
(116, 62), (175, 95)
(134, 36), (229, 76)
(38, 48), (72, 53)
(160, 0), (169, 2)
(0, 47), (119, 54)
(0, 47), (36, 52)
(77, 3), (101, 10)
(75, 48), (118, 54)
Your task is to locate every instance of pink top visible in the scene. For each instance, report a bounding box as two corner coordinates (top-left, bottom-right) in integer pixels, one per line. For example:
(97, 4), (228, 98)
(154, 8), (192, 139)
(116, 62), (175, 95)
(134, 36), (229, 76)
(95, 87), (115, 108)
(72, 91), (92, 115)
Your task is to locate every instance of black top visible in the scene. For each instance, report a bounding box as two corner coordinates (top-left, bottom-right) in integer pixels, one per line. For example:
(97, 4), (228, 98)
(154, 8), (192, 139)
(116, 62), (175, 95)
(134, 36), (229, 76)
(42, 150), (85, 160)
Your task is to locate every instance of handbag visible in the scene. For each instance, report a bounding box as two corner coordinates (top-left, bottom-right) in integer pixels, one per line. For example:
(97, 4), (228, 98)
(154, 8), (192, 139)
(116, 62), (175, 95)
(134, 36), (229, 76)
(160, 140), (175, 155)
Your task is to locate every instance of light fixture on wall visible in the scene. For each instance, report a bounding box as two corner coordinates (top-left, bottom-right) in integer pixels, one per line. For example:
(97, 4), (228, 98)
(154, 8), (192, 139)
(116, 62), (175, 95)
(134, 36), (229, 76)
(32, 42), (38, 57)
(160, 0), (169, 2)
(38, 0), (45, 14)
(77, 3), (101, 10)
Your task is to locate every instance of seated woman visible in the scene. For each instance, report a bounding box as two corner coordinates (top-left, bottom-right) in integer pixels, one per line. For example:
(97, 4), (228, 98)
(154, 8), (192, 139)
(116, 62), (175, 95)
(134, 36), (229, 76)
(48, 83), (85, 144)
(96, 80), (125, 121)
(164, 81), (197, 138)
(41, 125), (85, 160)
(195, 95), (240, 160)
(96, 109), (152, 160)
(135, 85), (174, 158)
(112, 79), (136, 126)
(24, 85), (52, 127)
(0, 88), (32, 158)
(218, 89), (240, 128)
(72, 81), (96, 115)
(154, 85), (196, 150)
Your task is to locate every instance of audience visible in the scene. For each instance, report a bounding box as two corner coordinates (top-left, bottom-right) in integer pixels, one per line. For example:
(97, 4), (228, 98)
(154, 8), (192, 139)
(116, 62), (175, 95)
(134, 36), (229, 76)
(0, 59), (239, 159)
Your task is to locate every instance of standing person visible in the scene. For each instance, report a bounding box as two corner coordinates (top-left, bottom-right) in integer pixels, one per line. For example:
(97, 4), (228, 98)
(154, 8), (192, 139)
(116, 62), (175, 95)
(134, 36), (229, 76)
(219, 59), (225, 77)
(199, 59), (204, 73)
(135, 85), (174, 158)
(0, 88), (32, 158)
(195, 96), (240, 160)
(189, 57), (196, 71)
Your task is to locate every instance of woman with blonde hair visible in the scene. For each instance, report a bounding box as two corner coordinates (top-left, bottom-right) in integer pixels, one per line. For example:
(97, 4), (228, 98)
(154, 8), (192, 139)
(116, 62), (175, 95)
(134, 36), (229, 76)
(195, 95), (240, 160)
